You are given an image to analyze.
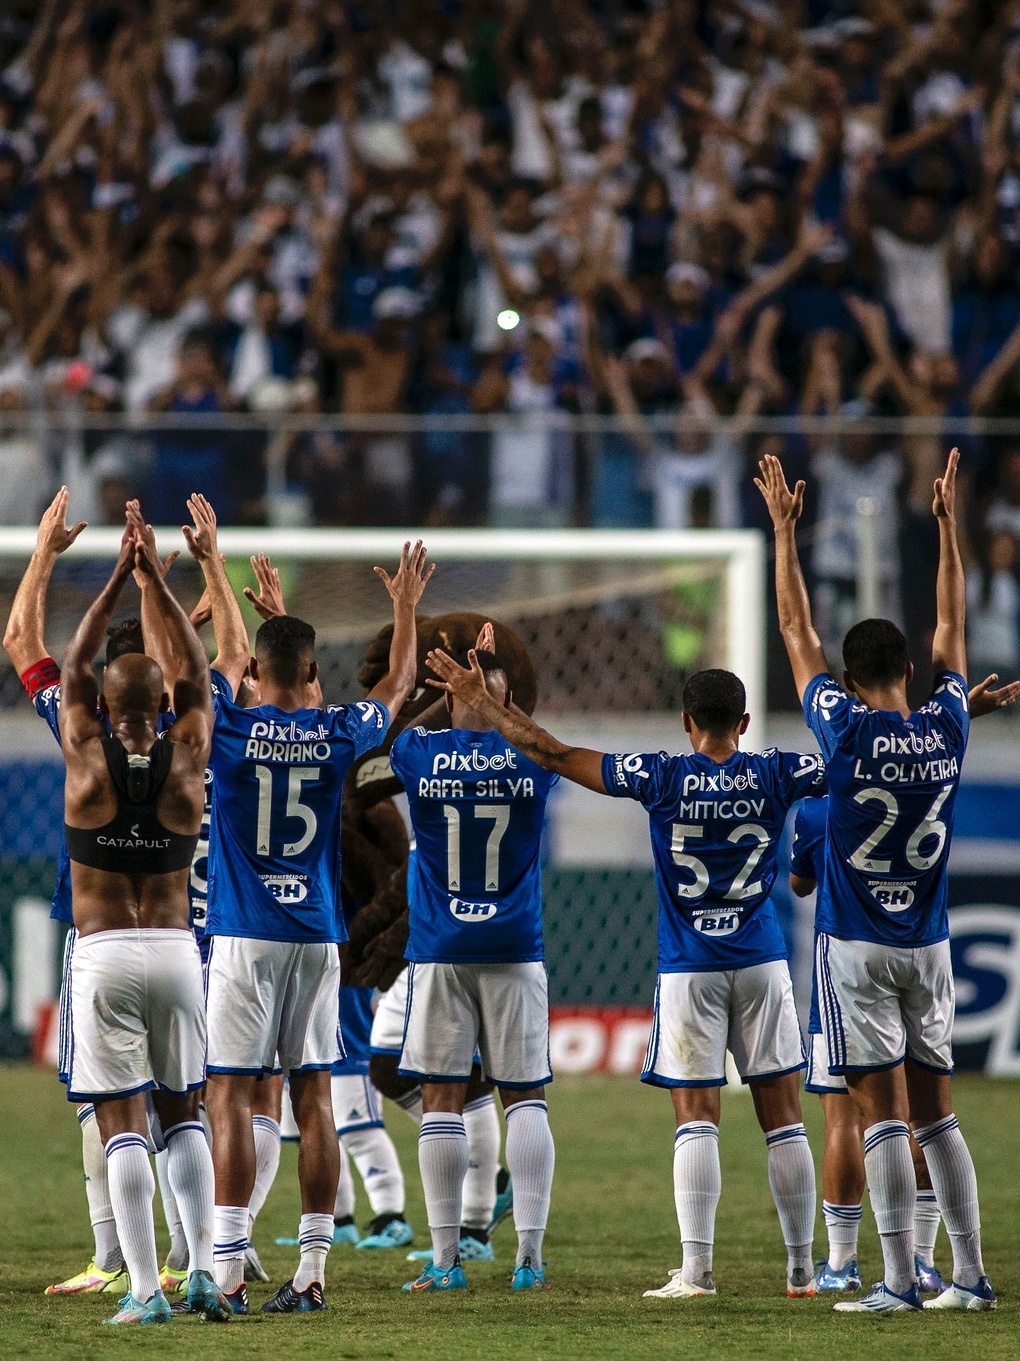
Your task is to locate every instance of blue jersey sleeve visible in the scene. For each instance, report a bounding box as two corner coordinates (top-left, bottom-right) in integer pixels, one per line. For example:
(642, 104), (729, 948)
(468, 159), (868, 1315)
(918, 671), (970, 750)
(325, 700), (390, 758)
(777, 750), (827, 804)
(33, 681), (63, 745)
(601, 751), (671, 808)
(790, 797), (826, 880)
(210, 669), (234, 705)
(802, 674), (866, 760)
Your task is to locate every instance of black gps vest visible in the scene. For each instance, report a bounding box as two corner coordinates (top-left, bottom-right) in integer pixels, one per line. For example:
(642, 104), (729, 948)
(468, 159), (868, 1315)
(65, 737), (199, 875)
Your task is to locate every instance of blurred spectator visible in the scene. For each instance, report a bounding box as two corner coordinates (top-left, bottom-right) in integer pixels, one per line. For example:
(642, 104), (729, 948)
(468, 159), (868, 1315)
(967, 529), (1020, 676)
(148, 330), (234, 524)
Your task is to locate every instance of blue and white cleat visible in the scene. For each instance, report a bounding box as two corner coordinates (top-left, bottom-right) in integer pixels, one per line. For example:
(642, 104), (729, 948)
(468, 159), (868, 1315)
(104, 1289), (173, 1324)
(185, 1269), (233, 1322)
(488, 1170), (513, 1234)
(833, 1281), (922, 1313)
(923, 1277), (997, 1311)
(643, 1269), (715, 1299)
(403, 1261), (468, 1292)
(812, 1259), (861, 1293)
(915, 1257), (946, 1296)
(357, 1216), (414, 1250)
(407, 1234), (494, 1264)
(510, 1256), (548, 1291)
(334, 1219), (360, 1246)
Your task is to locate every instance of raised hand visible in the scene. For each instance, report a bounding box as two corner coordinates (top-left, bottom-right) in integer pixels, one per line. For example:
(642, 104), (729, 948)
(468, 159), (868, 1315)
(425, 646), (489, 708)
(374, 540), (435, 610)
(131, 514), (179, 586)
(243, 553), (287, 620)
(933, 447), (959, 521)
(183, 492), (220, 562)
(754, 454), (805, 528)
(475, 620), (496, 653)
(968, 673), (1020, 718)
(35, 487), (87, 558)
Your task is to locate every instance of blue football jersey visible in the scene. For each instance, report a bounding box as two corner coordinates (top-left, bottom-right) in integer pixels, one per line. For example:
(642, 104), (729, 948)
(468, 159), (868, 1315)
(334, 985), (374, 1073)
(790, 794), (828, 1035)
(206, 693), (390, 943)
(187, 670), (235, 950)
(602, 748), (827, 971)
(390, 726), (558, 964)
(804, 672), (969, 947)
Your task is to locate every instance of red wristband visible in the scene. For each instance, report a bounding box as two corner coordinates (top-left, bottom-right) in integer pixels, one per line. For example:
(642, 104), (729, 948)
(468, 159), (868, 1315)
(20, 656), (61, 699)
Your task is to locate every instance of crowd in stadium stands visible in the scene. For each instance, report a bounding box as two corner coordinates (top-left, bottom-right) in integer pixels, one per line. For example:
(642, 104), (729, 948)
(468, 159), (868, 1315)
(3, 1), (1020, 668)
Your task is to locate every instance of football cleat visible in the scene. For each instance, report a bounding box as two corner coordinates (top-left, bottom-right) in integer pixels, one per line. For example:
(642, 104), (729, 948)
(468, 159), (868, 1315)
(244, 1244), (270, 1283)
(159, 1263), (188, 1295)
(510, 1256), (548, 1291)
(923, 1277), (997, 1312)
(915, 1257), (946, 1296)
(812, 1258), (861, 1293)
(104, 1288), (173, 1324)
(45, 1260), (126, 1295)
(407, 1234), (494, 1264)
(184, 1269), (233, 1322)
(643, 1269), (715, 1299)
(356, 1216), (414, 1250)
(223, 1283), (250, 1316)
(334, 1221), (360, 1246)
(402, 1261), (468, 1292)
(488, 1169), (513, 1234)
(261, 1278), (326, 1313)
(787, 1267), (815, 1298)
(833, 1281), (922, 1313)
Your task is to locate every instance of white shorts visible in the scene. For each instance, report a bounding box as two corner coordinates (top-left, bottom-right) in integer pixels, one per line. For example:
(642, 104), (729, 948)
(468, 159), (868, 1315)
(369, 967), (409, 1055)
(67, 929), (206, 1102)
(58, 925), (77, 1085)
(805, 1031), (848, 1094)
(817, 933), (954, 1075)
(643, 961), (805, 1088)
(399, 960), (552, 1089)
(205, 936), (342, 1076)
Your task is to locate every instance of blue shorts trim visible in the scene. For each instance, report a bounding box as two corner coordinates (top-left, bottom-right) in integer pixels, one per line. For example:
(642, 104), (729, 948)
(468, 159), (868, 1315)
(288, 1063), (335, 1075)
(484, 1073), (553, 1091)
(155, 1080), (206, 1096)
(838, 1055), (906, 1075)
(397, 1068), (474, 1084)
(641, 1073), (726, 1089)
(67, 1079), (156, 1103)
(905, 1052), (954, 1075)
(206, 1064), (268, 1077)
(742, 1060), (806, 1086)
(369, 1046), (402, 1058)
(806, 1080), (851, 1095)
(336, 1118), (386, 1135)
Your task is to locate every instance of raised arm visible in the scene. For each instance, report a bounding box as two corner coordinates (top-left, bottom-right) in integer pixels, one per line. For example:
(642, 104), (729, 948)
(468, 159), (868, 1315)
(932, 447), (967, 678)
(426, 647), (608, 793)
(3, 487), (87, 674)
(182, 493), (249, 696)
(755, 454), (830, 700)
(133, 515), (180, 685)
(59, 530), (136, 747)
(365, 541), (435, 717)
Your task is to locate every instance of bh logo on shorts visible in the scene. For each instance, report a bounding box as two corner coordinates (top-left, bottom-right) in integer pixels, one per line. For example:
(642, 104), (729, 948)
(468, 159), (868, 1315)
(450, 898), (498, 922)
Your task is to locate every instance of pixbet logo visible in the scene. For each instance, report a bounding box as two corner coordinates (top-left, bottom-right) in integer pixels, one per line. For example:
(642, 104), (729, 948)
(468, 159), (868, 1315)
(682, 769), (760, 796)
(432, 749), (518, 775)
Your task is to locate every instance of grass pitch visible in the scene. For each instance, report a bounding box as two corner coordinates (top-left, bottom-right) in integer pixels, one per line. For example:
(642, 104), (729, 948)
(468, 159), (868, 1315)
(0, 1065), (1015, 1361)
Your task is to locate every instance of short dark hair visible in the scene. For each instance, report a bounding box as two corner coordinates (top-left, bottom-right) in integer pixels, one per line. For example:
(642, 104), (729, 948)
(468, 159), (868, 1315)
(682, 668), (747, 736)
(255, 614), (316, 687)
(106, 617), (144, 663)
(842, 618), (909, 688)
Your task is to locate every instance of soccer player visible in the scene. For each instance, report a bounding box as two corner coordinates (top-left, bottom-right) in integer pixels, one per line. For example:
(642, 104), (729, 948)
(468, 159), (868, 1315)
(390, 649), (559, 1293)
(427, 652), (826, 1300)
(203, 541), (433, 1314)
(59, 510), (230, 1325)
(758, 447), (997, 1313)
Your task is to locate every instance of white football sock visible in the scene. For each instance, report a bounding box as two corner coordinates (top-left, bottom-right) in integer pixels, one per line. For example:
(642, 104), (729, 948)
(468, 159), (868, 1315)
(822, 1201), (862, 1271)
(155, 1147), (188, 1272)
(915, 1114), (984, 1287)
(764, 1124), (815, 1279)
(673, 1121), (720, 1286)
(913, 1189), (941, 1268)
(343, 1125), (405, 1216)
(78, 1104), (122, 1271)
(418, 1113), (468, 1269)
(248, 1115), (282, 1232)
(462, 1095), (501, 1230)
(294, 1212), (333, 1291)
(504, 1100), (554, 1270)
(165, 1121), (215, 1276)
(212, 1204), (249, 1293)
(395, 1088), (424, 1124)
(863, 1121), (915, 1295)
(106, 1132), (160, 1302)
(334, 1142), (356, 1221)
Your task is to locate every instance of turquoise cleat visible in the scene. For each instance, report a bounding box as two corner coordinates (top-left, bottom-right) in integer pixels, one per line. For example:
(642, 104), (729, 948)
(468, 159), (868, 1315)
(357, 1216), (414, 1250)
(104, 1289), (173, 1324)
(488, 1170), (513, 1234)
(403, 1261), (468, 1293)
(185, 1269), (233, 1322)
(334, 1220), (360, 1246)
(811, 1258), (861, 1293)
(407, 1234), (494, 1264)
(510, 1256), (548, 1291)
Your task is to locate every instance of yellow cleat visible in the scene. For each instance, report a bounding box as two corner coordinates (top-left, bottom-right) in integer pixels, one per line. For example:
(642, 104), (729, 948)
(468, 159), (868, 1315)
(159, 1264), (188, 1295)
(45, 1260), (127, 1295)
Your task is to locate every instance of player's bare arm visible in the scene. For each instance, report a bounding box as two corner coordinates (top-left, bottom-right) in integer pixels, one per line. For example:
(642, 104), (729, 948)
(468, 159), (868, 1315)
(426, 646), (608, 793)
(3, 486), (87, 673)
(931, 448), (968, 679)
(183, 492), (249, 696)
(366, 540), (435, 716)
(132, 509), (181, 688)
(755, 454), (830, 701)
